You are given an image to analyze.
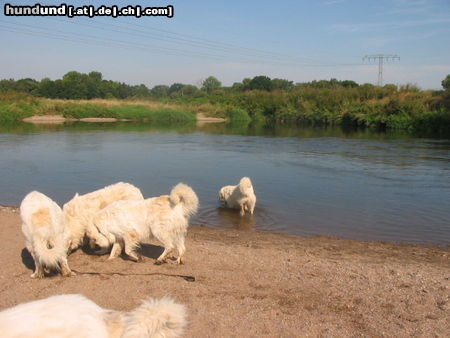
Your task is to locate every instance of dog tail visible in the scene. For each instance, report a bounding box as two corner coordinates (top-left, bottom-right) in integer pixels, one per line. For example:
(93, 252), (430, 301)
(169, 183), (199, 217)
(31, 228), (67, 270)
(122, 297), (187, 338)
(20, 192), (67, 269)
(238, 177), (254, 195)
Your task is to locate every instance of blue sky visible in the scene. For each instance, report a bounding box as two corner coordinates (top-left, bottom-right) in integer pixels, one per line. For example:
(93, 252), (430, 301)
(1, 0), (449, 89)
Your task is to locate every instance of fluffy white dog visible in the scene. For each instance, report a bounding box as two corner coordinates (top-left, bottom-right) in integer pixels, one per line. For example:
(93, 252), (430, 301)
(219, 177), (256, 216)
(95, 183), (198, 264)
(63, 182), (144, 252)
(0, 294), (187, 338)
(20, 191), (73, 278)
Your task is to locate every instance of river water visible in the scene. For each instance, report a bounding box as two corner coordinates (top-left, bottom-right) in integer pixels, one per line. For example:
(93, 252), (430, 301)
(0, 121), (448, 246)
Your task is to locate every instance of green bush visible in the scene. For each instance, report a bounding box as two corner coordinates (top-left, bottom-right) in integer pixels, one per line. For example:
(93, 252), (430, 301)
(227, 107), (251, 122)
(411, 110), (450, 136)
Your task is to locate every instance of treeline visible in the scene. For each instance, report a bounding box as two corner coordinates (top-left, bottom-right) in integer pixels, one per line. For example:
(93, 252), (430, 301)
(0, 71), (150, 99)
(1, 71), (450, 136)
(0, 71), (363, 100)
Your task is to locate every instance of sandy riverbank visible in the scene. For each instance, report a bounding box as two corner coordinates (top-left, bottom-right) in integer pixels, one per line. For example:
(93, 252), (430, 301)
(0, 206), (448, 337)
(21, 113), (225, 124)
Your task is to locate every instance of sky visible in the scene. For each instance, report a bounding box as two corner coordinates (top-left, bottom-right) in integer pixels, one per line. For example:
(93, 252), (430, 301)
(0, 0), (449, 89)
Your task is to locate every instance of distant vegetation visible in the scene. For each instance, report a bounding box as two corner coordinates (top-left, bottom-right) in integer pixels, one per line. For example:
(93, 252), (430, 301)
(1, 71), (450, 136)
(0, 92), (195, 123)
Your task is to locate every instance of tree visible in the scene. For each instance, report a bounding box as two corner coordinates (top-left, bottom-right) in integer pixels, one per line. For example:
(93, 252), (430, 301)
(271, 78), (294, 91)
(249, 75), (273, 91)
(88, 71), (102, 82)
(242, 78), (251, 90)
(182, 84), (200, 96)
(201, 76), (221, 93)
(132, 84), (151, 97)
(15, 78), (39, 93)
(61, 71), (89, 99)
(168, 83), (185, 95)
(442, 74), (450, 90)
(341, 80), (359, 88)
(151, 85), (169, 98)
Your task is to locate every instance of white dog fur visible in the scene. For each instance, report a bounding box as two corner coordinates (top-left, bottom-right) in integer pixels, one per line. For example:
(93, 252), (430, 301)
(20, 191), (73, 278)
(0, 294), (187, 338)
(219, 177), (256, 216)
(63, 182), (144, 252)
(94, 183), (198, 264)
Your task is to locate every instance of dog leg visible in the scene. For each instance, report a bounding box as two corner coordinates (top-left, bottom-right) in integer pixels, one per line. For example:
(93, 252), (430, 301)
(156, 246), (173, 264)
(31, 263), (44, 279)
(60, 258), (75, 277)
(123, 233), (140, 262)
(108, 240), (122, 260)
(175, 239), (186, 265)
(240, 204), (245, 216)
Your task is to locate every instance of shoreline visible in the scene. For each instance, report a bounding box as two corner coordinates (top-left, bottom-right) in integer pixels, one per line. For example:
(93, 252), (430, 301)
(22, 115), (132, 124)
(0, 206), (448, 336)
(21, 113), (226, 124)
(1, 205), (447, 249)
(2, 205), (447, 250)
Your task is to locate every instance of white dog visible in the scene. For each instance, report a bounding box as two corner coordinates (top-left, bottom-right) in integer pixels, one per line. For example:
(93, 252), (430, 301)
(63, 182), (144, 252)
(0, 294), (186, 337)
(95, 183), (198, 264)
(219, 177), (256, 216)
(20, 191), (73, 278)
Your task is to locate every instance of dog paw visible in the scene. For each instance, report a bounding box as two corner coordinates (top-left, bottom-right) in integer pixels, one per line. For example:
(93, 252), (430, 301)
(62, 271), (76, 277)
(154, 260), (164, 265)
(31, 272), (44, 279)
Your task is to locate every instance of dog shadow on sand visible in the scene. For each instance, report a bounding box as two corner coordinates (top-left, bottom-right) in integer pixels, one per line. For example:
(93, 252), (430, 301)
(82, 241), (165, 262)
(137, 243), (165, 260)
(21, 242), (166, 274)
(21, 248), (35, 271)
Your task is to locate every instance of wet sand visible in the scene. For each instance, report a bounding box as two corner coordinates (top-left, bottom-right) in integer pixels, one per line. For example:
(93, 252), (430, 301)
(0, 206), (448, 337)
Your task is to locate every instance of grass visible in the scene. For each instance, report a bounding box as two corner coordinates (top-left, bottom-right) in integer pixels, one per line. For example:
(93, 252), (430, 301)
(1, 90), (449, 137)
(0, 92), (196, 123)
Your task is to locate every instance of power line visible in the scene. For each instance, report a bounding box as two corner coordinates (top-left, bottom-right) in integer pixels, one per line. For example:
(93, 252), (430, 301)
(363, 54), (400, 86)
(1, 20), (367, 68)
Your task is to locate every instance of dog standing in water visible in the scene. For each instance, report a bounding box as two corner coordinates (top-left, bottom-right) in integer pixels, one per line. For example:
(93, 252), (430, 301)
(219, 177), (256, 216)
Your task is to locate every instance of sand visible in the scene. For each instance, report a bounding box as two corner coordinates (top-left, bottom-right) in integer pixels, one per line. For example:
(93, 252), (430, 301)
(0, 205), (448, 337)
(22, 113), (225, 124)
(196, 113), (227, 123)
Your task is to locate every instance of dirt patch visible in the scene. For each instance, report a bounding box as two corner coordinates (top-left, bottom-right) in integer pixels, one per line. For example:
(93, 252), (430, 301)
(196, 112), (226, 123)
(0, 206), (448, 337)
(22, 115), (68, 124)
(22, 115), (132, 123)
(78, 117), (119, 122)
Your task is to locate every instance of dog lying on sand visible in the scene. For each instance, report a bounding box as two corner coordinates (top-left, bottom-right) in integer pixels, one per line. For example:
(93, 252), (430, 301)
(0, 294), (186, 337)
(95, 183), (198, 264)
(63, 182), (144, 252)
(20, 191), (73, 278)
(219, 177), (256, 216)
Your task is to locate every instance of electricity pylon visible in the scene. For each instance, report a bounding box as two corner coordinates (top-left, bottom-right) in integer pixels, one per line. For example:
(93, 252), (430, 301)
(363, 54), (400, 86)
